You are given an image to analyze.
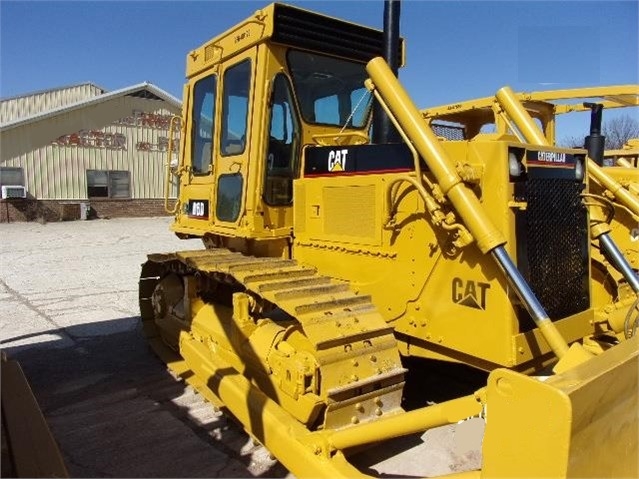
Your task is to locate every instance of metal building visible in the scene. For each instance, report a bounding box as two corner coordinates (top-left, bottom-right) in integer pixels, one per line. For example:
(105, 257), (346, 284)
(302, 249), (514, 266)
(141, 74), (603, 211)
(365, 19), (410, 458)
(0, 82), (181, 222)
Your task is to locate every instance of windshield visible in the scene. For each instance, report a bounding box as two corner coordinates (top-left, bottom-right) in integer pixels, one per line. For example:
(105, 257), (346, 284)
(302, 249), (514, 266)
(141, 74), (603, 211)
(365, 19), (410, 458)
(287, 50), (371, 128)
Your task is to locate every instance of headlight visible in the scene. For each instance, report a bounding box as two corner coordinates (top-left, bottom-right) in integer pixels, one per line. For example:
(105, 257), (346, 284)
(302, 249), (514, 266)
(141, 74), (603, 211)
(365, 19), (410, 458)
(575, 157), (585, 181)
(509, 151), (523, 177)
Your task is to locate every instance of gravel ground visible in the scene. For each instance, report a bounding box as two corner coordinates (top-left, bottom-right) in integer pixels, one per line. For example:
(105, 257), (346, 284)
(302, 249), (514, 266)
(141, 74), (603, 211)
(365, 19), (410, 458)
(1, 217), (194, 350)
(0, 217), (483, 478)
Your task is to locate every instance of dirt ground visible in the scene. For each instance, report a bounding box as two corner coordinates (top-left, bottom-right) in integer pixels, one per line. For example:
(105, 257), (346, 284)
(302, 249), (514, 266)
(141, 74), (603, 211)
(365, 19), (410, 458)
(0, 217), (483, 478)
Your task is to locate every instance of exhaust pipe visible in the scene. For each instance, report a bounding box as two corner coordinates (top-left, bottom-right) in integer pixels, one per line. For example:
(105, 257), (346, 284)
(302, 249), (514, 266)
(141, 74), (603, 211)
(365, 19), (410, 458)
(372, 0), (401, 144)
(584, 102), (606, 166)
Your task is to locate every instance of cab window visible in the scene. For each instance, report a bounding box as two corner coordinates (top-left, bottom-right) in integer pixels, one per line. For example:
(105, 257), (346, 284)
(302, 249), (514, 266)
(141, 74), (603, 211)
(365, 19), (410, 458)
(221, 60), (251, 156)
(287, 50), (371, 127)
(216, 173), (243, 222)
(191, 74), (216, 174)
(264, 74), (299, 206)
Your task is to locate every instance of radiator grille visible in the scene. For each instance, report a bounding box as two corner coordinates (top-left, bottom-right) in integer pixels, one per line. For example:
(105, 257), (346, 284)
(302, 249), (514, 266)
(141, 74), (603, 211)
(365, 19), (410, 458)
(323, 185), (376, 238)
(272, 4), (403, 63)
(432, 122), (466, 141)
(524, 178), (589, 320)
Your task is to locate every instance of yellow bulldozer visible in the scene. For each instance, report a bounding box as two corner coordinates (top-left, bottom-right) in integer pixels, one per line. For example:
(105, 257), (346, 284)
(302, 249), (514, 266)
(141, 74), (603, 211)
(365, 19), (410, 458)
(139, 2), (639, 477)
(421, 84), (639, 338)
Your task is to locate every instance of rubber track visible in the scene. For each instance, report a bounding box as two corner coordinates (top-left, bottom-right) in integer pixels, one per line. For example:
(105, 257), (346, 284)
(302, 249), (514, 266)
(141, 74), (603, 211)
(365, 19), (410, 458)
(140, 248), (406, 421)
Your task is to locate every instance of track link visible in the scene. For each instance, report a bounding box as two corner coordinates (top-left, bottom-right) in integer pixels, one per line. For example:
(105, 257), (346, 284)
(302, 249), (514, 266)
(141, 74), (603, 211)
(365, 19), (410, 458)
(140, 248), (406, 431)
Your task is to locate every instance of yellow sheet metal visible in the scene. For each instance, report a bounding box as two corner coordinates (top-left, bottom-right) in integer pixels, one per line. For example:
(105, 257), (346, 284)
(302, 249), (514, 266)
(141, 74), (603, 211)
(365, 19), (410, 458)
(482, 337), (638, 478)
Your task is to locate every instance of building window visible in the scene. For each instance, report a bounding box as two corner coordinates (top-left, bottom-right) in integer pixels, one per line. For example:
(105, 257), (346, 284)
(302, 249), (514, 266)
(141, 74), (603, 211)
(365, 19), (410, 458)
(0, 167), (24, 186)
(87, 170), (130, 198)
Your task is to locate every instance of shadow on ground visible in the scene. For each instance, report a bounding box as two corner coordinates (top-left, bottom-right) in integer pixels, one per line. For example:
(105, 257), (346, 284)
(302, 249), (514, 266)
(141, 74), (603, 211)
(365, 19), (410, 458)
(2, 316), (490, 479)
(2, 317), (290, 478)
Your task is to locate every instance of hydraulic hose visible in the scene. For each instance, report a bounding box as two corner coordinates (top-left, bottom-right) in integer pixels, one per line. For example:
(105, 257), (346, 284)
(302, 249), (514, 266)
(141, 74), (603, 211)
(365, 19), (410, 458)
(366, 58), (571, 359)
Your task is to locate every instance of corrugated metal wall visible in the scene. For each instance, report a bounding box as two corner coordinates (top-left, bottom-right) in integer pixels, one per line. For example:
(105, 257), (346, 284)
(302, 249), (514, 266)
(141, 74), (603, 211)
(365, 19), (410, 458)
(2, 97), (180, 200)
(0, 83), (104, 124)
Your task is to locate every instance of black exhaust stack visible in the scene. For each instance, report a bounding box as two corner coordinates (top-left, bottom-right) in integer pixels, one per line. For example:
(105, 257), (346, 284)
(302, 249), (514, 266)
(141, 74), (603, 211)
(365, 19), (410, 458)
(584, 102), (606, 166)
(372, 0), (401, 144)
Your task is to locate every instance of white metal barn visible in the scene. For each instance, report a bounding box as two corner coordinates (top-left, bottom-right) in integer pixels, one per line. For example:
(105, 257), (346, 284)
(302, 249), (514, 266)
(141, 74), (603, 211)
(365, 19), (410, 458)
(0, 82), (181, 222)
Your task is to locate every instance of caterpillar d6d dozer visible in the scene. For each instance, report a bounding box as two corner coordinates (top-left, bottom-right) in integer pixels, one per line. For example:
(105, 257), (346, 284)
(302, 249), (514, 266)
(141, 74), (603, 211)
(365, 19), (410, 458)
(422, 85), (639, 340)
(139, 2), (638, 477)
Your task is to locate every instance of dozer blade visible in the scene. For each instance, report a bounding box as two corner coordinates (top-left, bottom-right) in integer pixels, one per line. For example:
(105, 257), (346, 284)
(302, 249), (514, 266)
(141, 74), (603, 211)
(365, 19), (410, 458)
(1, 354), (69, 478)
(482, 337), (638, 478)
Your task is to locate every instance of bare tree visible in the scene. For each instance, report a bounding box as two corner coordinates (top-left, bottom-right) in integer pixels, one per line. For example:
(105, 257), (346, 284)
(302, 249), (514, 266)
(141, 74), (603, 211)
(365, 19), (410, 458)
(559, 113), (639, 149)
(602, 114), (639, 149)
(559, 134), (586, 148)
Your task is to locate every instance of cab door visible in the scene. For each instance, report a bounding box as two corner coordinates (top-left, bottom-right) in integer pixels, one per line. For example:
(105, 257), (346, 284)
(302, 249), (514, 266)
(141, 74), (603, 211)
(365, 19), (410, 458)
(212, 51), (255, 231)
(261, 72), (300, 231)
(180, 69), (217, 230)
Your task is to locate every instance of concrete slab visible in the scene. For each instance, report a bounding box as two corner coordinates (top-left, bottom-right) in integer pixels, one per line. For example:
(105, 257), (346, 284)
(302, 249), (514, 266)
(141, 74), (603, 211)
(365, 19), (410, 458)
(0, 218), (292, 478)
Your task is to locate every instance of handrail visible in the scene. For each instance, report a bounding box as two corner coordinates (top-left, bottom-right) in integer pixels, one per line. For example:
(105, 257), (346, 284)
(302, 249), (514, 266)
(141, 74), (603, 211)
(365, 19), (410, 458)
(495, 86), (639, 218)
(164, 115), (181, 214)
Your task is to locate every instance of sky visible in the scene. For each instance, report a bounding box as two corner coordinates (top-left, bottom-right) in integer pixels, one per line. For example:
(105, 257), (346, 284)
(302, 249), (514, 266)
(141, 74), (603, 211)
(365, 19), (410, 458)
(1, 0), (637, 139)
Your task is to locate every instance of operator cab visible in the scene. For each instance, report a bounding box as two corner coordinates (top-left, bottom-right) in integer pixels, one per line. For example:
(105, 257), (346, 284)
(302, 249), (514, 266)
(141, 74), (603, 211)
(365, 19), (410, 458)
(169, 3), (404, 257)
